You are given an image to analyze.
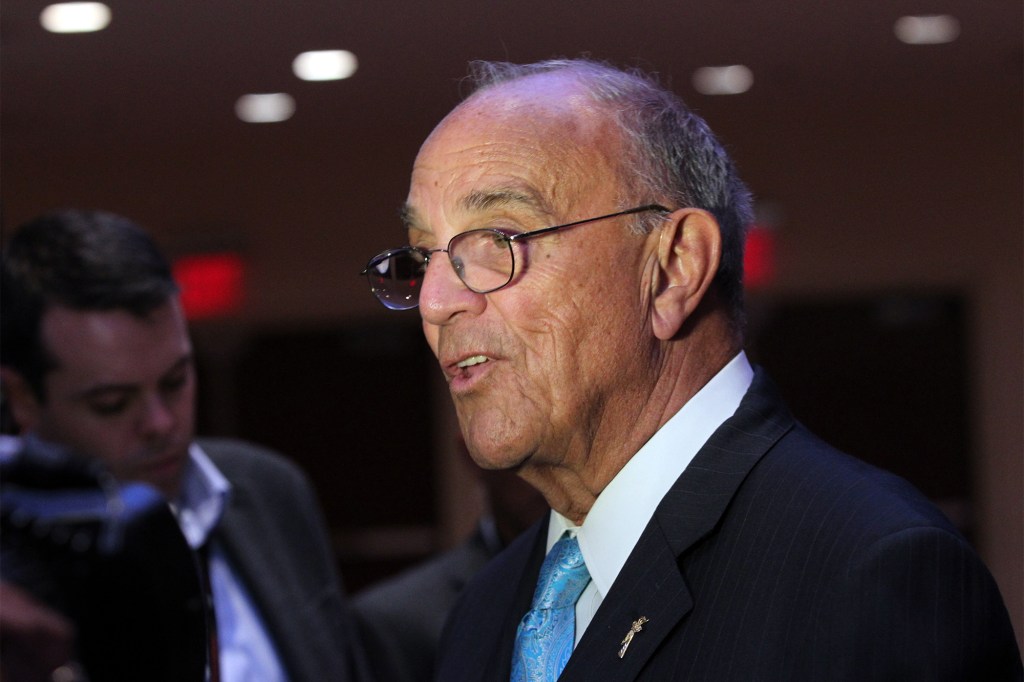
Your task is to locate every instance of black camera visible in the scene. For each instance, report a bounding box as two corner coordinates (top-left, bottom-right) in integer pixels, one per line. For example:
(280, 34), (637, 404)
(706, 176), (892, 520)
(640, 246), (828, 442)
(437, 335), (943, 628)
(1, 437), (208, 681)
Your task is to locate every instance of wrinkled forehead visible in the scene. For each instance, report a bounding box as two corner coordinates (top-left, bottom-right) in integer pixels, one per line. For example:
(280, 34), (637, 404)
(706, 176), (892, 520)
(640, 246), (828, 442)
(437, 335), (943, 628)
(410, 74), (625, 219)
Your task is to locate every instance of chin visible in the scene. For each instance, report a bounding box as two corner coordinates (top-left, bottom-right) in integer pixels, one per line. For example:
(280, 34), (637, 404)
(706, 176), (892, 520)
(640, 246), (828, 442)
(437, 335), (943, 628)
(133, 457), (188, 500)
(463, 435), (531, 472)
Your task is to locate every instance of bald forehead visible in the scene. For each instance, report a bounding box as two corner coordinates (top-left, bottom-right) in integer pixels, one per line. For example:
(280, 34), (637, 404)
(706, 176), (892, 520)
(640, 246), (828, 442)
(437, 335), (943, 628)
(465, 70), (596, 116)
(426, 71), (616, 155)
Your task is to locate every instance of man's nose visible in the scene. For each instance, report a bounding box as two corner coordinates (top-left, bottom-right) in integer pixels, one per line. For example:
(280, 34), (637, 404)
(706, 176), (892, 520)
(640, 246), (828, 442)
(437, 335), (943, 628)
(137, 393), (175, 435)
(418, 253), (485, 326)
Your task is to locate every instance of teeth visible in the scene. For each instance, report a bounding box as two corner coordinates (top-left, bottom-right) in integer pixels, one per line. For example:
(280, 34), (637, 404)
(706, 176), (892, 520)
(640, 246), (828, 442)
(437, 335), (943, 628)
(457, 355), (489, 369)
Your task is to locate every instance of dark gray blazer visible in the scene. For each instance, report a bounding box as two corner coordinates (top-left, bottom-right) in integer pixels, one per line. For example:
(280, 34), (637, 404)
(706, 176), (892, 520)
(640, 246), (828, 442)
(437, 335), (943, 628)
(436, 370), (1022, 681)
(353, 528), (497, 682)
(201, 438), (371, 682)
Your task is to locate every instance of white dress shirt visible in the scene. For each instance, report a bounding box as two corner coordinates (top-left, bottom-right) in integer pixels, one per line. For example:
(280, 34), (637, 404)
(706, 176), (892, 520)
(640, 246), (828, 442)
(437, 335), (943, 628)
(545, 352), (754, 644)
(173, 444), (289, 682)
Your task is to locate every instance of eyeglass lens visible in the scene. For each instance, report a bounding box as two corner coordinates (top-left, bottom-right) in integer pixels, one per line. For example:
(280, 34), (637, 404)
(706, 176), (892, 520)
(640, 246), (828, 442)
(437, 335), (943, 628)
(366, 250), (426, 310)
(451, 230), (515, 292)
(365, 230), (514, 310)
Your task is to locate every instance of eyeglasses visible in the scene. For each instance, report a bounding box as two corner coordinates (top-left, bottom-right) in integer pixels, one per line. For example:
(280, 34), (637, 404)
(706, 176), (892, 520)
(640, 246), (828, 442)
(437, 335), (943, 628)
(361, 204), (670, 310)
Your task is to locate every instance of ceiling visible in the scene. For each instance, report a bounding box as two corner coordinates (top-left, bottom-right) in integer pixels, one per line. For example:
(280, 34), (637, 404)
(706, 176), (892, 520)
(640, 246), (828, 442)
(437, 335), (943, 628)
(1, 0), (1020, 251)
(3, 0), (1019, 147)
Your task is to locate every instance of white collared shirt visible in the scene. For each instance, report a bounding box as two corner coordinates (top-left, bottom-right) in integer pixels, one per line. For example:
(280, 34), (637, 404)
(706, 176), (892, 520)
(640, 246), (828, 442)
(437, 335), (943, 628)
(174, 444), (289, 682)
(545, 352), (754, 644)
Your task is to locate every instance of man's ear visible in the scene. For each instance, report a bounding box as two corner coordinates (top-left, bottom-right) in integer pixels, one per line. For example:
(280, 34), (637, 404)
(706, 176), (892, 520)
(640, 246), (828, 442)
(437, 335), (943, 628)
(649, 209), (722, 340)
(0, 367), (42, 433)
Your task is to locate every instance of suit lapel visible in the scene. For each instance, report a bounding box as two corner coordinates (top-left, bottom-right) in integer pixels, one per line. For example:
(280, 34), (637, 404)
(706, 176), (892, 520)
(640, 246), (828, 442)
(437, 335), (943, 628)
(563, 523), (692, 681)
(438, 519), (548, 680)
(651, 368), (793, 553)
(213, 481), (308, 677)
(488, 521), (550, 679)
(562, 369), (794, 681)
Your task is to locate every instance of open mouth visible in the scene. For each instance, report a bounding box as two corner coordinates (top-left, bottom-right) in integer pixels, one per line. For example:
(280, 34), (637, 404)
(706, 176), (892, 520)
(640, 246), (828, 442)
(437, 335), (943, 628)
(447, 354), (495, 390)
(457, 355), (489, 369)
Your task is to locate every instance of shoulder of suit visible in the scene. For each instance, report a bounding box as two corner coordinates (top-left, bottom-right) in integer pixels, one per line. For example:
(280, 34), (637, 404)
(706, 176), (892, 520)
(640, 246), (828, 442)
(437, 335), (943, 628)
(354, 534), (494, 612)
(455, 519), (543, 603)
(753, 423), (962, 542)
(196, 437), (308, 489)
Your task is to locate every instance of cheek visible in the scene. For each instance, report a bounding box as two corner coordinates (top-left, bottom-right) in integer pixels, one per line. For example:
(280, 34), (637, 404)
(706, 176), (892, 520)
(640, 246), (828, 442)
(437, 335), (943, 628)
(174, 377), (199, 421)
(520, 269), (645, 388)
(422, 320), (440, 358)
(503, 289), (591, 404)
(40, 409), (135, 468)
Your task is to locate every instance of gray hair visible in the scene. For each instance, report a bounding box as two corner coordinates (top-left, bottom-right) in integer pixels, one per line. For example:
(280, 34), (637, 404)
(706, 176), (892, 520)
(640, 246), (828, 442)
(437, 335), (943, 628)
(465, 58), (753, 331)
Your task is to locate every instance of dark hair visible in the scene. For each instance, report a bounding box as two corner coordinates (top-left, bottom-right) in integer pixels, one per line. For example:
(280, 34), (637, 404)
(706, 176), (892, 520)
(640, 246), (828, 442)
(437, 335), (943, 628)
(0, 209), (179, 399)
(466, 59), (753, 332)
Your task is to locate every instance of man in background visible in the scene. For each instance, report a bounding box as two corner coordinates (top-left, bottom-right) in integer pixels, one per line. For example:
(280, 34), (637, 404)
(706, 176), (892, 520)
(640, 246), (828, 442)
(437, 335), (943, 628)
(360, 58), (1021, 680)
(1, 209), (370, 681)
(353, 448), (546, 682)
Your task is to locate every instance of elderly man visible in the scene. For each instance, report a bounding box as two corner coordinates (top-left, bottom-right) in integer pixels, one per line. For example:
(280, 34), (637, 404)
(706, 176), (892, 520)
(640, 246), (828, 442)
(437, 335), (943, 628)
(1, 209), (369, 682)
(361, 59), (1021, 680)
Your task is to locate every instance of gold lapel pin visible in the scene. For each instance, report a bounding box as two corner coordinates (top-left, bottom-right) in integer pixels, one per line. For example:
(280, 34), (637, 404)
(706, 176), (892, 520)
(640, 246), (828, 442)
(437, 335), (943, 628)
(617, 616), (649, 658)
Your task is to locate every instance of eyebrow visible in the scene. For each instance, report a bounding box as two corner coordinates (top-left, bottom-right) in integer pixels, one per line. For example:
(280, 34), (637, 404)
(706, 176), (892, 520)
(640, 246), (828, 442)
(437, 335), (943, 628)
(399, 203), (416, 228)
(460, 189), (546, 214)
(73, 354), (193, 401)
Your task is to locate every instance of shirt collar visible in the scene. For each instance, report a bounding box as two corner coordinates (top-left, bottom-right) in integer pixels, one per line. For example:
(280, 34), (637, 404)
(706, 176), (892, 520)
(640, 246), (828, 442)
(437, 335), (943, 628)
(548, 352), (754, 597)
(171, 442), (231, 549)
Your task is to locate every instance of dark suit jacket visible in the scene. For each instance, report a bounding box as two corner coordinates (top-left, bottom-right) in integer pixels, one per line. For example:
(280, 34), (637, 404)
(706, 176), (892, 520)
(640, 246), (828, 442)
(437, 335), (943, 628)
(436, 371), (1022, 681)
(200, 438), (371, 682)
(353, 528), (496, 682)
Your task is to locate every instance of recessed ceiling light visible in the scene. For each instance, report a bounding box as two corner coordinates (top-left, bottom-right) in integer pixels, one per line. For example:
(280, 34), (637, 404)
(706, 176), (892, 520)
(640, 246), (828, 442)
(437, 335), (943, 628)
(692, 65), (753, 95)
(40, 2), (111, 33)
(293, 50), (358, 81)
(235, 93), (296, 123)
(894, 15), (960, 45)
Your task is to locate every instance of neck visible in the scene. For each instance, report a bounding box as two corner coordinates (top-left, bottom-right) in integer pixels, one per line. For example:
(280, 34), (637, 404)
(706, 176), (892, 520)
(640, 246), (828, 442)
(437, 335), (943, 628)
(519, 313), (740, 524)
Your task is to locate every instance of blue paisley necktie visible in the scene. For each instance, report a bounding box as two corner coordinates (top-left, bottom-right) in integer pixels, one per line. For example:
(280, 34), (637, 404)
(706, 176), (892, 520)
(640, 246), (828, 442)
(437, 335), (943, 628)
(511, 533), (591, 682)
